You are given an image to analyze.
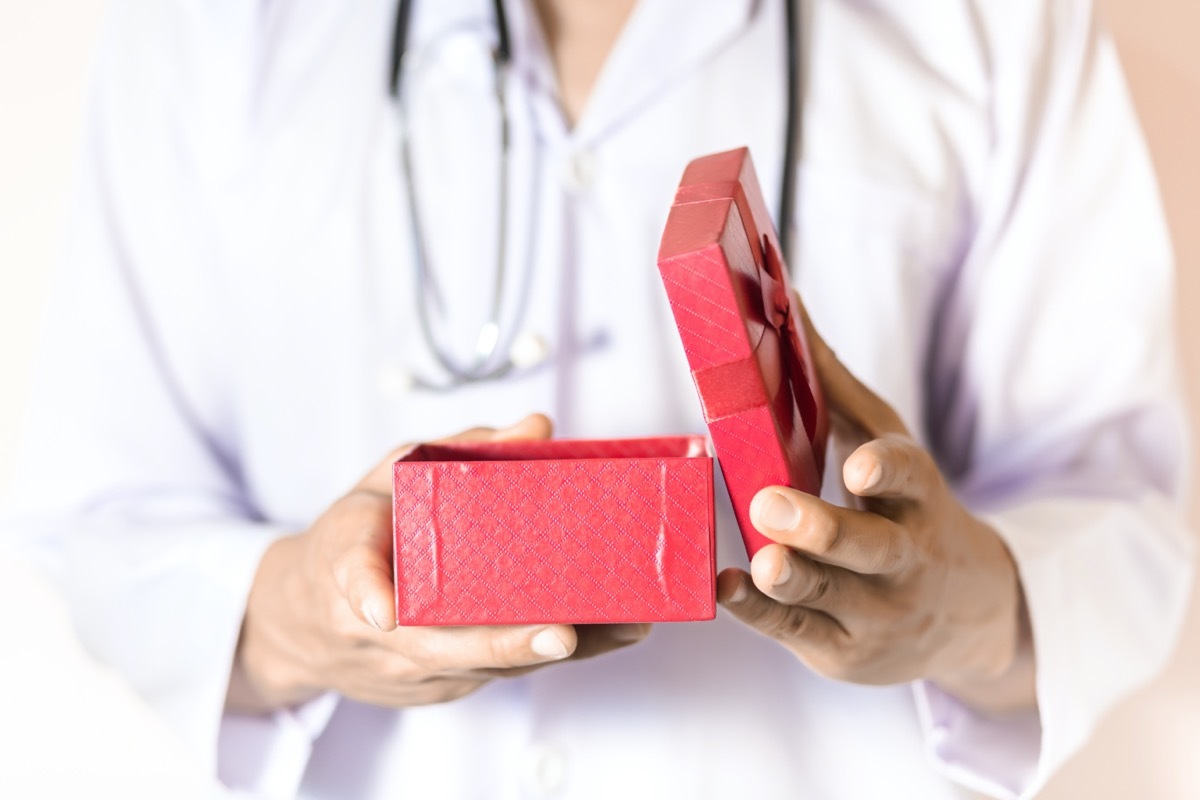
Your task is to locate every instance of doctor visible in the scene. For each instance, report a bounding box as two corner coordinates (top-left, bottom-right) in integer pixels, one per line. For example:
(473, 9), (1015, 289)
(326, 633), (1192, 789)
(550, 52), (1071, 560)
(7, 0), (1193, 797)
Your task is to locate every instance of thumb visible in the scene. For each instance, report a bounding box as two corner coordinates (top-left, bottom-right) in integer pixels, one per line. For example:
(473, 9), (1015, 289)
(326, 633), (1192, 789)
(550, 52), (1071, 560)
(437, 412), (555, 445)
(330, 493), (400, 632)
(487, 413), (554, 443)
(793, 294), (907, 439)
(340, 413), (557, 631)
(358, 414), (556, 495)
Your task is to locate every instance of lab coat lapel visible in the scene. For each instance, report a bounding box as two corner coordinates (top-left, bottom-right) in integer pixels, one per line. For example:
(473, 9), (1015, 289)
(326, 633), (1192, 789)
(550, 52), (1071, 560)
(407, 0), (492, 50)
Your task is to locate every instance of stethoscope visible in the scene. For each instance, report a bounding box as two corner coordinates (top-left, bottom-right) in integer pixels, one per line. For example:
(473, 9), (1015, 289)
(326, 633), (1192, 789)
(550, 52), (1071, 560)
(389, 0), (803, 391)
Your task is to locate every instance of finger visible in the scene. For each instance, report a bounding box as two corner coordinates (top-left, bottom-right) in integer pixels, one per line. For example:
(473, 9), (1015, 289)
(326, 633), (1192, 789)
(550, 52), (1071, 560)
(479, 623), (652, 678)
(415, 624), (579, 671)
(843, 435), (938, 501)
(340, 414), (557, 628)
(329, 493), (399, 631)
(750, 486), (910, 574)
(357, 443), (424, 496)
(347, 675), (489, 708)
(748, 544), (849, 612)
(717, 568), (841, 648)
(357, 427), (494, 495)
(358, 414), (555, 495)
(792, 292), (907, 439)
(487, 413), (554, 442)
(571, 623), (652, 659)
(435, 413), (552, 445)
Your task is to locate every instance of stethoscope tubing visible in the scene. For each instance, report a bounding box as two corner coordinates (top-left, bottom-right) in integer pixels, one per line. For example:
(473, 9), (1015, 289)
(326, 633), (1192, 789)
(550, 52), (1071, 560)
(389, 0), (802, 390)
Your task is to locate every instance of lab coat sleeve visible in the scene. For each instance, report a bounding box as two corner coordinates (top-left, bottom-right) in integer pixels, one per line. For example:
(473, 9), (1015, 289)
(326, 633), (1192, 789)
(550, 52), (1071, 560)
(915, 2), (1194, 797)
(0, 3), (331, 793)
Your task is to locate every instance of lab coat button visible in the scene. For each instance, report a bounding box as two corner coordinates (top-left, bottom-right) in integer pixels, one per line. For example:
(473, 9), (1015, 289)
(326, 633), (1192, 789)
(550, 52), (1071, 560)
(376, 364), (414, 399)
(561, 149), (596, 192)
(509, 331), (550, 369)
(524, 741), (567, 796)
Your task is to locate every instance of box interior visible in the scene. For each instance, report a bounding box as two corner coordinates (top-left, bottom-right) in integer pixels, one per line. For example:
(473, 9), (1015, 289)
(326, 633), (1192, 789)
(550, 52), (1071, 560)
(401, 435), (709, 463)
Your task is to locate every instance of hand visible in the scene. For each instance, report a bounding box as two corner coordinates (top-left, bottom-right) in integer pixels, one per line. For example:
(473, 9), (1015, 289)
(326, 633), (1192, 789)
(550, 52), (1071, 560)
(227, 414), (651, 714)
(718, 303), (1036, 713)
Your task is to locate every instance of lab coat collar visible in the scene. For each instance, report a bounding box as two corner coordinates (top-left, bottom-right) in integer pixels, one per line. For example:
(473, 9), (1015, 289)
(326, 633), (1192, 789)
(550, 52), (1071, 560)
(503, 0), (759, 145)
(399, 0), (758, 143)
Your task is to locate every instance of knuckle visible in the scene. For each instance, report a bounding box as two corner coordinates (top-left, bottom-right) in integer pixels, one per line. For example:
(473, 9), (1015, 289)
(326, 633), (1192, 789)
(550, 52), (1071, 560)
(838, 641), (871, 672)
(904, 455), (927, 491)
(394, 677), (481, 706)
(761, 602), (799, 640)
(433, 679), (486, 704)
(913, 444), (938, 475)
(758, 600), (814, 643)
(330, 603), (369, 639)
(321, 496), (386, 553)
(401, 631), (445, 672)
(486, 633), (521, 667)
(339, 490), (390, 520)
(797, 566), (832, 605)
(877, 441), (911, 487)
(811, 638), (865, 682)
(819, 655), (858, 683)
(894, 439), (938, 489)
(379, 654), (423, 684)
(870, 533), (904, 573)
(893, 454), (915, 492)
(807, 509), (843, 555)
(330, 543), (372, 592)
(401, 652), (438, 677)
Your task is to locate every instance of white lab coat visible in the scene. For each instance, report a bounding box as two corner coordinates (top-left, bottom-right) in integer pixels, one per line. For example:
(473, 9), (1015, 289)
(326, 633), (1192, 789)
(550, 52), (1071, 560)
(5, 0), (1193, 797)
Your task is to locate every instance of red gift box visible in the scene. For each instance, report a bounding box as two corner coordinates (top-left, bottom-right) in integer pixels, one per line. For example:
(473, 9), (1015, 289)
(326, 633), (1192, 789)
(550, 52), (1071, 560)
(393, 436), (716, 625)
(657, 147), (828, 557)
(392, 147), (823, 625)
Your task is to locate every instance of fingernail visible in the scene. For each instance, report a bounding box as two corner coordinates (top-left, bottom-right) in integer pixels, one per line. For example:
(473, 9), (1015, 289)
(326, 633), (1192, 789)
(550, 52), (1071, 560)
(362, 600), (382, 631)
(858, 461), (883, 492)
(727, 581), (748, 604)
(773, 559), (792, 588)
(531, 628), (570, 659)
(759, 491), (800, 530)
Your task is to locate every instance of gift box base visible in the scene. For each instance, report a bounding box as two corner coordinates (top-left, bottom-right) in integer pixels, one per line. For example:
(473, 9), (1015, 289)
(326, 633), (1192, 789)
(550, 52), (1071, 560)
(393, 436), (717, 626)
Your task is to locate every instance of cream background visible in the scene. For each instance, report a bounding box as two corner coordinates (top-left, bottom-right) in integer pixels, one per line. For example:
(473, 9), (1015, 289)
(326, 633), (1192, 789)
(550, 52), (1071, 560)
(0, 1), (1195, 796)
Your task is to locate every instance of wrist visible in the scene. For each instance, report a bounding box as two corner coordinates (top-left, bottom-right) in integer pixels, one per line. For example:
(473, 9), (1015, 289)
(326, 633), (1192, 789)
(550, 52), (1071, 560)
(226, 533), (326, 714)
(931, 524), (1037, 714)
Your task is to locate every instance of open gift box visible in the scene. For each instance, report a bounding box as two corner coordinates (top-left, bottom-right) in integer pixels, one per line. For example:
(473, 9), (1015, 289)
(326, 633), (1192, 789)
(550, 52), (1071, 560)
(393, 146), (826, 626)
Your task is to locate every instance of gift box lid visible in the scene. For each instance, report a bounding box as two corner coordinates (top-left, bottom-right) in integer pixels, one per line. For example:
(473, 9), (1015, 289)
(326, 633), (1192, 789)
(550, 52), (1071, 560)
(657, 147), (828, 557)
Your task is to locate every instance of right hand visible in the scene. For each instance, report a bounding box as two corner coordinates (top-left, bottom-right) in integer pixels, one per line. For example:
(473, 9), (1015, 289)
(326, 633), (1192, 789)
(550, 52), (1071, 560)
(227, 414), (652, 713)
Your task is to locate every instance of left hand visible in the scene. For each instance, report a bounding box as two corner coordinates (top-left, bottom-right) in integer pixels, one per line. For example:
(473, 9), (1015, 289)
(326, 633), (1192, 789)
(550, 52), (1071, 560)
(718, 302), (1035, 713)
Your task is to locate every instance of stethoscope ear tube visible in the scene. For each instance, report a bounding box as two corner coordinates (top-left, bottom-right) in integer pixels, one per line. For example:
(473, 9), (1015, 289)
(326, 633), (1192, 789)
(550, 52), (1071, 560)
(778, 0), (801, 265)
(389, 0), (413, 100)
(392, 0), (519, 388)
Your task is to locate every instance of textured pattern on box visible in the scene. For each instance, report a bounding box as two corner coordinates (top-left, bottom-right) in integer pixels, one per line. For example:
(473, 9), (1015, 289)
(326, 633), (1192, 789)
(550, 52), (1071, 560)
(393, 436), (716, 625)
